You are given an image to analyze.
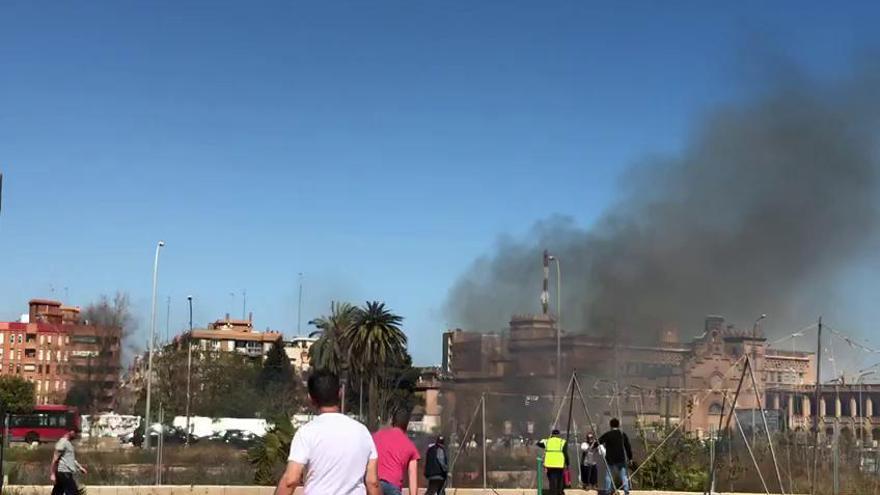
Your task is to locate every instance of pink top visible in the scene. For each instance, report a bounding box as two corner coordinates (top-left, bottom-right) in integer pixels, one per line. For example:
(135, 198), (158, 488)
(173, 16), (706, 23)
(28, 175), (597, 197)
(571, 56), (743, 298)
(372, 426), (421, 488)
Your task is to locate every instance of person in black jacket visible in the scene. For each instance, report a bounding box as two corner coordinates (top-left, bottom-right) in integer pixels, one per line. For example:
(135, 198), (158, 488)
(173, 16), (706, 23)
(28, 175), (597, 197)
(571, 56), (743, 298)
(424, 436), (448, 495)
(598, 418), (632, 495)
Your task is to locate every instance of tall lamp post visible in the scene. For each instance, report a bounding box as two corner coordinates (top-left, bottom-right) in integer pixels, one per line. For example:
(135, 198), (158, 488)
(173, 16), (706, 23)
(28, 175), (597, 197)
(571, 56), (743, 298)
(185, 295), (194, 447)
(144, 240), (165, 449)
(548, 255), (561, 404)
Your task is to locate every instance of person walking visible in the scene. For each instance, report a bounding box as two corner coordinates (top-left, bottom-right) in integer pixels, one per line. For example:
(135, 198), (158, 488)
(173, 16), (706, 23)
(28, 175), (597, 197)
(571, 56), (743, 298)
(599, 418), (633, 495)
(537, 429), (568, 495)
(372, 407), (420, 495)
(579, 433), (602, 491)
(275, 370), (381, 495)
(50, 426), (87, 495)
(424, 435), (448, 495)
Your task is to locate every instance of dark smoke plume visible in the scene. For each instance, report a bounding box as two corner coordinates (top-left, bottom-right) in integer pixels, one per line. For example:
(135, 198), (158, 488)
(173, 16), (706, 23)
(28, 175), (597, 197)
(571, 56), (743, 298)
(446, 67), (880, 341)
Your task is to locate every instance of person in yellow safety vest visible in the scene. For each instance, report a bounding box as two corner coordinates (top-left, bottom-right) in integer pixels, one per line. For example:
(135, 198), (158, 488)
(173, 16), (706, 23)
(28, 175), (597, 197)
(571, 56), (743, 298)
(537, 429), (569, 495)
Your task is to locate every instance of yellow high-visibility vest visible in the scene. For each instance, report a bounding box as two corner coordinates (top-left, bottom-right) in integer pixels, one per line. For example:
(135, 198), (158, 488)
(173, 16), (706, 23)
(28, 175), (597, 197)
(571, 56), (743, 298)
(543, 436), (566, 468)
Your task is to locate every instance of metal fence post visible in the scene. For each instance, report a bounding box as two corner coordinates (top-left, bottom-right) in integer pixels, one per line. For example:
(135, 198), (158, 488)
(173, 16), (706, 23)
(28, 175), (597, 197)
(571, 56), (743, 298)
(536, 456), (543, 495)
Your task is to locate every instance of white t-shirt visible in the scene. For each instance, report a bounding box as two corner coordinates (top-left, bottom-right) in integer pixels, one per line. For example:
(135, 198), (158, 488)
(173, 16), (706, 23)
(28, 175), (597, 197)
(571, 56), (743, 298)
(288, 412), (377, 495)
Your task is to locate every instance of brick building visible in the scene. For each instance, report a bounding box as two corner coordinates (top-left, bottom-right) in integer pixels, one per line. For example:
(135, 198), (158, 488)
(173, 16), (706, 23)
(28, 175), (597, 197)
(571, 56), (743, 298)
(442, 314), (817, 438)
(0, 299), (123, 410)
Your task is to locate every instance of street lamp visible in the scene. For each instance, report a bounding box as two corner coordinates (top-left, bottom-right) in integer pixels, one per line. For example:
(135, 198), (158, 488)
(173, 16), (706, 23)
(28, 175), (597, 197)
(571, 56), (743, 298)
(185, 295), (194, 447)
(548, 255), (561, 404)
(144, 240), (165, 449)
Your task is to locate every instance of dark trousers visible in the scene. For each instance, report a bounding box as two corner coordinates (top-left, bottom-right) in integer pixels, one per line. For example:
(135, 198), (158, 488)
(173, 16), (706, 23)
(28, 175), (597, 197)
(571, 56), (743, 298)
(425, 478), (446, 495)
(52, 472), (78, 495)
(580, 464), (598, 486)
(546, 468), (565, 495)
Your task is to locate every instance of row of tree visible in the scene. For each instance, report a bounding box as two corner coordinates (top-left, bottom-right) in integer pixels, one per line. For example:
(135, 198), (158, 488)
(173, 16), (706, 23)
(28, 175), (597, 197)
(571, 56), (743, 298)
(132, 339), (303, 419)
(308, 301), (419, 429)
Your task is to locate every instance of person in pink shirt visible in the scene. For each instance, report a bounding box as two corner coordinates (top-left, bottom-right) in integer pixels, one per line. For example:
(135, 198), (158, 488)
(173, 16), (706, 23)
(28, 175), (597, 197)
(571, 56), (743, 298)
(372, 407), (420, 495)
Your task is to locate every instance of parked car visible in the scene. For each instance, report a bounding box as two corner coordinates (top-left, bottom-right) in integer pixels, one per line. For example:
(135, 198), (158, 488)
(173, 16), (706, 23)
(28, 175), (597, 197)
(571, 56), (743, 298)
(125, 425), (197, 448)
(221, 429), (259, 449)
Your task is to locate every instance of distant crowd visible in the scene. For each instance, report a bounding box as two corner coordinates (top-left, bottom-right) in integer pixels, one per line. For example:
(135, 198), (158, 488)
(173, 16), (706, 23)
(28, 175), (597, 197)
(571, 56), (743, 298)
(50, 368), (630, 495)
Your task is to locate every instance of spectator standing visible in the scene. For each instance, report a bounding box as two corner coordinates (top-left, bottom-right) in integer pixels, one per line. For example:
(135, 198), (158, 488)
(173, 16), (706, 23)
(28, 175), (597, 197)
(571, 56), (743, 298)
(372, 407), (420, 495)
(598, 418), (633, 495)
(424, 435), (449, 495)
(50, 427), (87, 495)
(579, 433), (602, 491)
(537, 429), (568, 495)
(275, 371), (380, 495)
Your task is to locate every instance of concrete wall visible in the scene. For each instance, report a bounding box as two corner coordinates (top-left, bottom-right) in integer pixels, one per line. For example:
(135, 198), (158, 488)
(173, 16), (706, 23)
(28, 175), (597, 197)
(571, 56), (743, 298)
(3, 487), (783, 495)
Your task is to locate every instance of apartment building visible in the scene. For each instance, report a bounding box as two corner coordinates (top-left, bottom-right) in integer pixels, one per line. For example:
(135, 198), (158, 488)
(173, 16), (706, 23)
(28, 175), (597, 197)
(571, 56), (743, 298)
(283, 336), (317, 373)
(0, 299), (122, 410)
(178, 314), (282, 357)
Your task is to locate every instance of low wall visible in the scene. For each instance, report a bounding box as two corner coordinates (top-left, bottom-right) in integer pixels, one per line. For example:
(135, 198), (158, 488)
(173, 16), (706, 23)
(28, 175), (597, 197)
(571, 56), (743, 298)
(2, 487), (779, 495)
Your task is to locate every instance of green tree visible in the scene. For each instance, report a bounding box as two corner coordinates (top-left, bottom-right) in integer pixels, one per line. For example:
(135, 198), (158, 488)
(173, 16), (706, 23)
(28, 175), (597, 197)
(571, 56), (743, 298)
(344, 301), (407, 429)
(249, 415), (296, 485)
(258, 339), (303, 417)
(0, 375), (36, 413)
(634, 423), (708, 491)
(309, 302), (356, 374)
(196, 352), (263, 418)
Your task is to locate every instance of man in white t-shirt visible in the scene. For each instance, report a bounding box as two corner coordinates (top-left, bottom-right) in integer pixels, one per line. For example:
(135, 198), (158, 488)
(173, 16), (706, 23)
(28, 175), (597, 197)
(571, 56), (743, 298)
(275, 370), (380, 495)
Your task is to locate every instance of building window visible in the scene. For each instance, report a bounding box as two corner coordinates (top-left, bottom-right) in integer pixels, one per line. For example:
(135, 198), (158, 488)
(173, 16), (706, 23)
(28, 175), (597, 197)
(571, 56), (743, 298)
(48, 335), (53, 345)
(8, 334), (13, 344)
(25, 349), (36, 358)
(17, 334), (22, 343)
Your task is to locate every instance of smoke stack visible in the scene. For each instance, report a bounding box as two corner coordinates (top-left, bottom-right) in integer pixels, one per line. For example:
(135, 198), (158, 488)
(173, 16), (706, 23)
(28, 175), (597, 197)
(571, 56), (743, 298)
(446, 65), (880, 341)
(248, 311), (253, 323)
(541, 249), (550, 315)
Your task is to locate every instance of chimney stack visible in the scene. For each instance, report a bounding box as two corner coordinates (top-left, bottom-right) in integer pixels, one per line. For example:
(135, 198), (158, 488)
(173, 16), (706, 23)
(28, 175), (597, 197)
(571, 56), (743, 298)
(541, 250), (550, 315)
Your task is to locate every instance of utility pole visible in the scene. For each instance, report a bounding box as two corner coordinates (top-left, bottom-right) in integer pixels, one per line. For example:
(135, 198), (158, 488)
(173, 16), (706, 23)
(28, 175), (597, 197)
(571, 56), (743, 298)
(481, 393), (487, 489)
(165, 296), (171, 343)
(811, 316), (823, 495)
(185, 295), (193, 447)
(144, 240), (165, 449)
(297, 273), (303, 335)
(242, 289), (247, 320)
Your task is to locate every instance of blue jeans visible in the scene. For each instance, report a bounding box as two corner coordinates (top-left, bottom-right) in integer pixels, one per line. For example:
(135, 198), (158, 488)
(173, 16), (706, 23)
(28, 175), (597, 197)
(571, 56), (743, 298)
(380, 480), (402, 495)
(605, 463), (630, 494)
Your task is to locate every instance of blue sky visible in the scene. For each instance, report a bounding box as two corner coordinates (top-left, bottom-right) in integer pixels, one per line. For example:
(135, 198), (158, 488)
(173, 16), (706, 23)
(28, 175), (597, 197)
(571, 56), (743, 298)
(1, 1), (878, 365)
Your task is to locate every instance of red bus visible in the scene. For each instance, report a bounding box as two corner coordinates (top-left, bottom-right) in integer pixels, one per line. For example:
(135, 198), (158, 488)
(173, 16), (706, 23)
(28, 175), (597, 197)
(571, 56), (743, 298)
(9, 405), (80, 444)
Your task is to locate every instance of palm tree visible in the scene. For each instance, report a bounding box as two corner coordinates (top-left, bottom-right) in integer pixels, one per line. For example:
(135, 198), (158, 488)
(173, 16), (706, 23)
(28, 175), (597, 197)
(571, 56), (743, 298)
(309, 301), (357, 374)
(344, 301), (407, 429)
(249, 415), (296, 485)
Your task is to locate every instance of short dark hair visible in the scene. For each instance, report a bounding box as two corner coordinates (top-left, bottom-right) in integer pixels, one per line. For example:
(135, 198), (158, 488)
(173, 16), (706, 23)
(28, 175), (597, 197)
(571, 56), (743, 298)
(392, 407), (412, 430)
(609, 418), (620, 428)
(551, 429), (560, 435)
(307, 370), (340, 407)
(436, 435), (445, 445)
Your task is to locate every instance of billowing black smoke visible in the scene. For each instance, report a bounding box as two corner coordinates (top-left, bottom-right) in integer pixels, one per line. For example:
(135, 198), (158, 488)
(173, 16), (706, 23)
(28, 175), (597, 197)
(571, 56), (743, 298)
(446, 67), (880, 341)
